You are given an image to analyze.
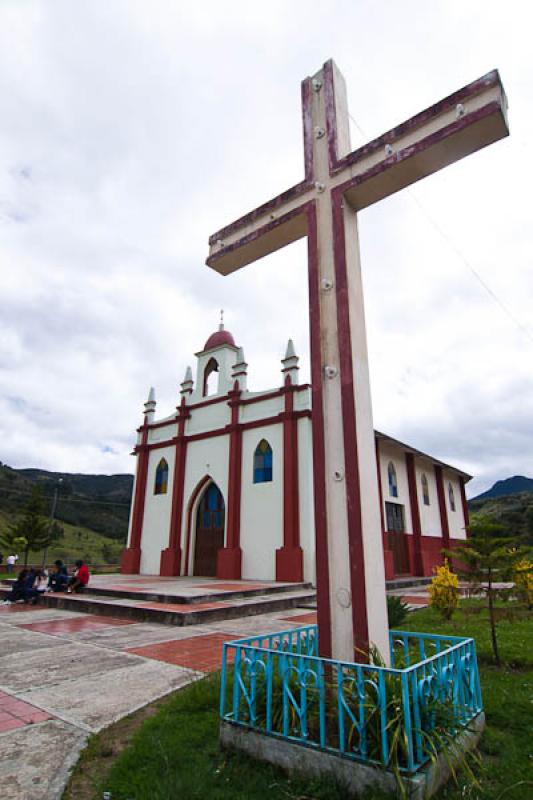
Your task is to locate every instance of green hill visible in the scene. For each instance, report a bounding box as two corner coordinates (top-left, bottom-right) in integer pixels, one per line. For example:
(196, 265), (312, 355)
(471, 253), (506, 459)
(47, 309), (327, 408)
(0, 463), (133, 564)
(468, 490), (533, 545)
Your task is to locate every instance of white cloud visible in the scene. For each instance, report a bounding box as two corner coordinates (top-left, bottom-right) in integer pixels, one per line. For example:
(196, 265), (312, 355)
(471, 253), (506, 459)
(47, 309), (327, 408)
(0, 0), (532, 496)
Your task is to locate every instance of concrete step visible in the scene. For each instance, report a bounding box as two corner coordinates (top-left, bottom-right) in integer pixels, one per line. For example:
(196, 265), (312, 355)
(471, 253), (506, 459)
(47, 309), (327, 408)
(385, 576), (432, 590)
(81, 581), (314, 605)
(0, 585), (317, 626)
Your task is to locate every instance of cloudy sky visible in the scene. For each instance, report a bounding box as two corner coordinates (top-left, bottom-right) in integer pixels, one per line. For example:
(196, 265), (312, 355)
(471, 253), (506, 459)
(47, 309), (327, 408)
(0, 0), (531, 496)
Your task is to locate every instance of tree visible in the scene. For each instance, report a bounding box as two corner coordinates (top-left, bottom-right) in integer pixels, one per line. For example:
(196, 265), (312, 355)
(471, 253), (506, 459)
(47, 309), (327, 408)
(2, 487), (56, 565)
(445, 519), (528, 666)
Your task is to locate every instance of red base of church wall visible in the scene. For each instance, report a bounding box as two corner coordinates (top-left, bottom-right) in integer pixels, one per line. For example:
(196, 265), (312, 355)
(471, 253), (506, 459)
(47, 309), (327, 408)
(160, 548), (182, 577)
(383, 548), (395, 581)
(121, 547), (141, 574)
(217, 547), (242, 580)
(275, 546), (304, 583)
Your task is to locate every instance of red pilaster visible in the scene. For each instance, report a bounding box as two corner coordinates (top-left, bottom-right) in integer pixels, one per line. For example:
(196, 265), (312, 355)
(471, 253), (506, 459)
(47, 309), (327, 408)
(435, 465), (450, 553)
(217, 387), (242, 579)
(276, 380), (304, 582)
(376, 439), (394, 581)
(405, 453), (424, 576)
(121, 420), (150, 574)
(160, 401), (189, 576)
(460, 477), (470, 537)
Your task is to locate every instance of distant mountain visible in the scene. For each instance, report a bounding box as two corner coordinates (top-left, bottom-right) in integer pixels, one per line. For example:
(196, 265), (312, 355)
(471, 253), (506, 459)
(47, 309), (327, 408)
(471, 476), (533, 502)
(0, 463), (133, 541)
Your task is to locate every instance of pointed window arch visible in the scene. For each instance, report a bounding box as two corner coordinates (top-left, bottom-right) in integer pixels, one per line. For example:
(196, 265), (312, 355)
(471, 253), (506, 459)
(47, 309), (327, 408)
(387, 461), (398, 498)
(253, 439), (273, 483)
(421, 473), (430, 506)
(448, 482), (456, 512)
(203, 357), (219, 397)
(154, 458), (169, 495)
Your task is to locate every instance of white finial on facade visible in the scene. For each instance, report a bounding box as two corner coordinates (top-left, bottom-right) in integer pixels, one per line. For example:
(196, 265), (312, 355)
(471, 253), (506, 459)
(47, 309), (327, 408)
(281, 339), (299, 384)
(180, 365), (194, 398)
(232, 346), (248, 391)
(144, 386), (156, 421)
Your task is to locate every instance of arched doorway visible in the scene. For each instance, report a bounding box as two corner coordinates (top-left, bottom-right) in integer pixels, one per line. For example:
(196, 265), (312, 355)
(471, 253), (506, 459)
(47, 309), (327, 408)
(193, 482), (225, 576)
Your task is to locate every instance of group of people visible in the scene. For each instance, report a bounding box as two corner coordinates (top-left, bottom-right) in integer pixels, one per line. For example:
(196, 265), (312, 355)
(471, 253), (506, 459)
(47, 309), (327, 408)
(2, 559), (90, 605)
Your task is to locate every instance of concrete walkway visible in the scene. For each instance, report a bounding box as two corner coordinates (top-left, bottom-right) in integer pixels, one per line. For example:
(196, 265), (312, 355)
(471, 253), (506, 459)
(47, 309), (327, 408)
(0, 599), (315, 799)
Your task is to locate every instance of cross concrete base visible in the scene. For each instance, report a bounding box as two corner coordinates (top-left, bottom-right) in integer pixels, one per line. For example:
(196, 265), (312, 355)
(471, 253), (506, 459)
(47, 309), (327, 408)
(220, 713), (485, 800)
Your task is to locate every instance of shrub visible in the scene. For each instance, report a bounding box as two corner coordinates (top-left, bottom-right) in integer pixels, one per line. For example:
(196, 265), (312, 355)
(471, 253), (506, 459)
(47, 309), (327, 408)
(429, 559), (459, 620)
(387, 595), (410, 628)
(513, 558), (533, 608)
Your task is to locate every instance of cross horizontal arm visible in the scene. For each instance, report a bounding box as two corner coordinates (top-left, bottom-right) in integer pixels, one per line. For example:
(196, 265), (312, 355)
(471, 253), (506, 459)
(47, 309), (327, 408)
(334, 69), (508, 211)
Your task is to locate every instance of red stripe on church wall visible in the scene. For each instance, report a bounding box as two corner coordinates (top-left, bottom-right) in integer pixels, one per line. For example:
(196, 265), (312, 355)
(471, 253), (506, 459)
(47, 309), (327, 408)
(405, 453), (424, 576)
(160, 402), (189, 576)
(276, 381), (303, 582)
(435, 465), (450, 550)
(217, 389), (243, 579)
(121, 420), (149, 574)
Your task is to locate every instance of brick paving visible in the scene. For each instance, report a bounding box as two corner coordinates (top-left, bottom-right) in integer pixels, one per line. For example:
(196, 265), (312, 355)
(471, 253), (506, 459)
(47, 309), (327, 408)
(0, 603), (47, 615)
(281, 611), (317, 624)
(193, 582), (268, 592)
(127, 632), (238, 672)
(0, 690), (52, 733)
(19, 615), (137, 635)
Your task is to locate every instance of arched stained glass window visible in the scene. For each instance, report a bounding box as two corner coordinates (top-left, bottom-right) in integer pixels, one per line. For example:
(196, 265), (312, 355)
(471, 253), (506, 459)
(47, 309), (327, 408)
(253, 439), (273, 483)
(448, 482), (456, 512)
(421, 473), (430, 506)
(388, 461), (398, 498)
(154, 458), (169, 495)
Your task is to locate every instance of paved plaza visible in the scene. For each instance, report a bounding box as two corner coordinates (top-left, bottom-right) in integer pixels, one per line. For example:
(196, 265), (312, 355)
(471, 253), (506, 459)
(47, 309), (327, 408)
(0, 576), (430, 799)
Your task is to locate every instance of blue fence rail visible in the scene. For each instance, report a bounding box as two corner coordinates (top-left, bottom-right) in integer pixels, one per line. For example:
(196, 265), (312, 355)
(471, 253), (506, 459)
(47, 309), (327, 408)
(220, 626), (482, 775)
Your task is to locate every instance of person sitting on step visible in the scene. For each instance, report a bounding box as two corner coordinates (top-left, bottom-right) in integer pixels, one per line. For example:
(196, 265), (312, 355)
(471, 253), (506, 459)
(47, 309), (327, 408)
(66, 560), (90, 593)
(48, 560), (69, 592)
(2, 569), (30, 603)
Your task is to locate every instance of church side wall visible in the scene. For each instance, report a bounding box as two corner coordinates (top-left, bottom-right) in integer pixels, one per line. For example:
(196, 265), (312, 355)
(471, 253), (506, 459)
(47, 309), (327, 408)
(444, 470), (467, 540)
(140, 444), (175, 574)
(378, 443), (413, 532)
(181, 434), (230, 575)
(415, 459), (442, 537)
(240, 423), (283, 581)
(298, 416), (316, 585)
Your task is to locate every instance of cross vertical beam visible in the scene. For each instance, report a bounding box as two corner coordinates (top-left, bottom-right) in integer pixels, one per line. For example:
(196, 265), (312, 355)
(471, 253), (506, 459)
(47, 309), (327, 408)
(206, 60), (508, 664)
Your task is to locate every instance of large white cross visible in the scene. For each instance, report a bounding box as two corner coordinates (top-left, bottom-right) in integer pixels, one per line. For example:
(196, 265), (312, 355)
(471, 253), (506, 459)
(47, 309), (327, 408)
(206, 60), (508, 663)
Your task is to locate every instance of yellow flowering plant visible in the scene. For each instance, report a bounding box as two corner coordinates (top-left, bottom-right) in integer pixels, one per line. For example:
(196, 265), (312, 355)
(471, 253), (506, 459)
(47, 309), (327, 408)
(428, 559), (460, 620)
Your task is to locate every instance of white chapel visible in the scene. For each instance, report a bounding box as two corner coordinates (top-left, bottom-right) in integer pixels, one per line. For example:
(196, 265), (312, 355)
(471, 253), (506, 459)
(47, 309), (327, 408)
(121, 323), (470, 583)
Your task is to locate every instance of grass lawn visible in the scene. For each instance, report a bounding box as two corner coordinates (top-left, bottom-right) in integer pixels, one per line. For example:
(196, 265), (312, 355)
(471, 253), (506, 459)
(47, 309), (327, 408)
(64, 602), (532, 800)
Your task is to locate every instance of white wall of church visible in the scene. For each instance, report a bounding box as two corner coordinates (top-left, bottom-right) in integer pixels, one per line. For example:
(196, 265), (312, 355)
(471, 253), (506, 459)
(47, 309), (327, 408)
(240, 394), (284, 424)
(181, 434), (230, 574)
(444, 471), (467, 539)
(415, 461), (442, 538)
(378, 444), (413, 533)
(140, 445), (175, 574)
(186, 400), (229, 435)
(240, 423), (283, 581)
(298, 417), (316, 584)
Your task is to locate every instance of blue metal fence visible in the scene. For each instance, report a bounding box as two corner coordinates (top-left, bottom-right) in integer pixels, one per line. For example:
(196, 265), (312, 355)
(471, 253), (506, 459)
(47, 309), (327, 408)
(220, 626), (482, 774)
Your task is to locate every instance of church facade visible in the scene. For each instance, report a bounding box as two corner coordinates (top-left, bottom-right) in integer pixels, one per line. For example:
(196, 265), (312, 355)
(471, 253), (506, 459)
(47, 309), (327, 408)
(121, 325), (470, 583)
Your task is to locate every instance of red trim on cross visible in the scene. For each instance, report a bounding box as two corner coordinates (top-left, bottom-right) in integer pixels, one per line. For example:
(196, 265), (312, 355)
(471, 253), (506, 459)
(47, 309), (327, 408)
(330, 188), (370, 656)
(306, 201), (332, 659)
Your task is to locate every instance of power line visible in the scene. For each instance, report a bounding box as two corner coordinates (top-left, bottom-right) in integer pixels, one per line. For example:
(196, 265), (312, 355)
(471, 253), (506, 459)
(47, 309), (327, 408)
(347, 109), (533, 346)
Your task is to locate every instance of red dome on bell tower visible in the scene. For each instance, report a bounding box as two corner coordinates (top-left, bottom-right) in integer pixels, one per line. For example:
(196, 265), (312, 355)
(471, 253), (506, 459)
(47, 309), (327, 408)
(202, 311), (237, 351)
